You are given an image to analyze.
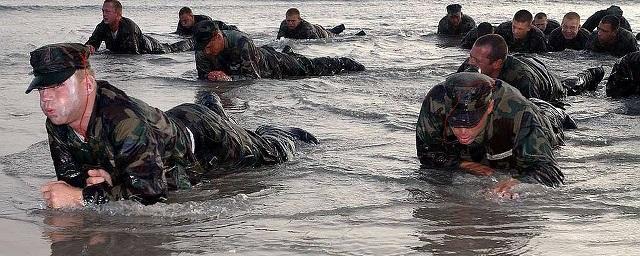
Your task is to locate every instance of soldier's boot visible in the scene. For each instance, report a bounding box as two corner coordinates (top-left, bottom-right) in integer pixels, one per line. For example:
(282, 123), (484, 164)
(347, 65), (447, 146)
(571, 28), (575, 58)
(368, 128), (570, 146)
(284, 127), (319, 144)
(563, 66), (605, 95)
(355, 30), (367, 36)
(339, 57), (365, 72)
(195, 90), (234, 122)
(169, 38), (195, 53)
(636, 32), (640, 40)
(329, 24), (346, 35)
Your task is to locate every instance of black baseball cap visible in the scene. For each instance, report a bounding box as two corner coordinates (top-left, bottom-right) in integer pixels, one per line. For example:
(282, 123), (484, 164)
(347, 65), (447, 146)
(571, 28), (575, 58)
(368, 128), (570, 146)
(27, 43), (90, 94)
(445, 72), (494, 128)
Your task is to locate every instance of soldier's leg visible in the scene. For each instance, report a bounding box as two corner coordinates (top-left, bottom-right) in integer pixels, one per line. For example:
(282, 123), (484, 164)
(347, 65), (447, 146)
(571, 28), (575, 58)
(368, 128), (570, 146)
(562, 66), (605, 95)
(168, 38), (195, 52)
(530, 98), (577, 131)
(141, 34), (172, 54)
(306, 56), (365, 76)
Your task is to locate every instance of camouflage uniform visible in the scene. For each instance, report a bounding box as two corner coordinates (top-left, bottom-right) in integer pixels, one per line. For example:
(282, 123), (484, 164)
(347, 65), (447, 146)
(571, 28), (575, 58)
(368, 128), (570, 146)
(606, 51), (640, 97)
(276, 19), (344, 39)
(586, 28), (639, 57)
(195, 30), (364, 79)
(48, 81), (313, 205)
(416, 74), (565, 187)
(86, 17), (193, 54)
(175, 15), (238, 36)
(437, 14), (476, 35)
(548, 27), (591, 51)
(495, 21), (548, 53)
(582, 6), (632, 32)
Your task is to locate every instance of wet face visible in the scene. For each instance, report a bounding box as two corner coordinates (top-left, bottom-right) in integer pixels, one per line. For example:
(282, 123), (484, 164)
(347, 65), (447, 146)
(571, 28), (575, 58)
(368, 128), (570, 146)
(38, 74), (86, 126)
(468, 45), (501, 78)
(102, 2), (120, 25)
(451, 101), (493, 145)
(597, 23), (617, 45)
(179, 13), (195, 29)
(512, 21), (531, 40)
(286, 14), (301, 30)
(204, 32), (225, 56)
(448, 12), (462, 27)
(561, 18), (580, 39)
(532, 17), (547, 31)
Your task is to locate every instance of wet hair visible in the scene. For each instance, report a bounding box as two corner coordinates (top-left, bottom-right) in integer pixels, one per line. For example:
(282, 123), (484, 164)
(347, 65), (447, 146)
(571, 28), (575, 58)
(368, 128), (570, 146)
(534, 12), (547, 20)
(286, 8), (300, 17)
(477, 22), (494, 37)
(600, 15), (621, 31)
(103, 0), (122, 13)
(513, 10), (533, 23)
(562, 12), (580, 23)
(179, 7), (192, 16)
(446, 4), (462, 14)
(474, 34), (508, 62)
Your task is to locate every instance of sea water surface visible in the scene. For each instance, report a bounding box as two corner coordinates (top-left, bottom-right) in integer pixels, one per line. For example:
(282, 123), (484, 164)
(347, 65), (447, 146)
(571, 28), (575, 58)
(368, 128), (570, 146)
(1, 0), (639, 255)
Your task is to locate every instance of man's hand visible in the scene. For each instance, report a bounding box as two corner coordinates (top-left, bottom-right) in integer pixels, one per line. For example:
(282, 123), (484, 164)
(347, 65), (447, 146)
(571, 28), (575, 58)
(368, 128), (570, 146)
(87, 45), (96, 55)
(460, 161), (495, 176)
(207, 71), (232, 81)
(491, 178), (521, 199)
(41, 181), (84, 209)
(86, 169), (113, 186)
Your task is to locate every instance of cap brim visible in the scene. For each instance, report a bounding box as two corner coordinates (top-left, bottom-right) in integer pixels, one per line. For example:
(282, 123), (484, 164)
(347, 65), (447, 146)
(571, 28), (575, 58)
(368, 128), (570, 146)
(26, 69), (75, 94)
(448, 108), (485, 128)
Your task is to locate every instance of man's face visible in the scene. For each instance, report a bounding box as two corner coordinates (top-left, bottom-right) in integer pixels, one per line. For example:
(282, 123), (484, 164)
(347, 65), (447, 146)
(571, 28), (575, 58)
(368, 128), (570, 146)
(512, 21), (531, 40)
(38, 74), (86, 126)
(468, 45), (500, 78)
(451, 102), (492, 145)
(561, 18), (580, 39)
(102, 2), (120, 24)
(597, 23), (617, 45)
(286, 14), (301, 30)
(448, 12), (462, 27)
(532, 17), (548, 31)
(179, 13), (195, 29)
(204, 32), (225, 56)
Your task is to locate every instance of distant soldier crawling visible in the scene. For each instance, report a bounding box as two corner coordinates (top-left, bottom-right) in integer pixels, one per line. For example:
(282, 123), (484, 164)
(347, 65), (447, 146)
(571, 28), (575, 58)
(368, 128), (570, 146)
(582, 5), (632, 33)
(460, 22), (494, 49)
(194, 21), (364, 81)
(416, 72), (569, 198)
(495, 10), (547, 53)
(458, 34), (604, 107)
(586, 15), (638, 57)
(174, 6), (238, 36)
(532, 12), (560, 36)
(276, 8), (345, 39)
(606, 51), (640, 98)
(548, 12), (591, 51)
(86, 0), (192, 54)
(31, 43), (318, 208)
(437, 4), (476, 36)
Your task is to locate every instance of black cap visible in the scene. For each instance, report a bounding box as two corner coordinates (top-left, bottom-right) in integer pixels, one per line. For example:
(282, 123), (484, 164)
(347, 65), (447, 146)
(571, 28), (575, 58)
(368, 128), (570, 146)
(193, 20), (220, 51)
(446, 4), (462, 14)
(445, 72), (494, 128)
(27, 43), (90, 94)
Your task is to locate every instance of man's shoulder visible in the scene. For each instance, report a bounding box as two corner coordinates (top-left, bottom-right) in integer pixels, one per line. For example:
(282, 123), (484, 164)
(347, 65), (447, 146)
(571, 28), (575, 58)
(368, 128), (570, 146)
(462, 14), (475, 22)
(492, 81), (532, 115)
(194, 15), (213, 22)
(618, 28), (636, 41)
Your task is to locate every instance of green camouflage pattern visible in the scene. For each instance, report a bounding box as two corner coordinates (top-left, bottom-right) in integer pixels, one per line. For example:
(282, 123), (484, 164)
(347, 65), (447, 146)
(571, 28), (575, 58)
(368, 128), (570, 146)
(416, 74), (565, 187)
(437, 14), (476, 35)
(606, 51), (640, 97)
(276, 19), (330, 39)
(586, 28), (639, 57)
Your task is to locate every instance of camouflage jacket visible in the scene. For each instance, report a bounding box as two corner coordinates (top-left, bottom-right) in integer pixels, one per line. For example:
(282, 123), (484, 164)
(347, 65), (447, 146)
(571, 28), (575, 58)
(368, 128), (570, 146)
(586, 28), (639, 57)
(606, 51), (640, 97)
(195, 30), (272, 79)
(276, 19), (330, 39)
(582, 7), (632, 32)
(496, 21), (548, 53)
(47, 81), (200, 205)
(437, 14), (476, 35)
(86, 17), (155, 54)
(175, 15), (238, 36)
(548, 27), (590, 51)
(416, 79), (564, 187)
(457, 55), (566, 106)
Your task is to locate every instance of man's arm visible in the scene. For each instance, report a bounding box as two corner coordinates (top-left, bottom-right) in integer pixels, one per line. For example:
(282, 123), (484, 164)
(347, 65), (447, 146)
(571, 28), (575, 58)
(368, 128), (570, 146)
(119, 18), (143, 54)
(195, 50), (216, 79)
(237, 37), (263, 78)
(581, 10), (605, 32)
(276, 20), (286, 39)
(85, 23), (106, 53)
(437, 17), (447, 34)
(416, 87), (460, 168)
(461, 16), (476, 34)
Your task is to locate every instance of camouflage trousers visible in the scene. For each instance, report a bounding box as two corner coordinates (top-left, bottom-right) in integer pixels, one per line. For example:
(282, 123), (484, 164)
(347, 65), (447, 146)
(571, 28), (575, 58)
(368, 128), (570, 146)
(258, 46), (365, 78)
(141, 34), (194, 54)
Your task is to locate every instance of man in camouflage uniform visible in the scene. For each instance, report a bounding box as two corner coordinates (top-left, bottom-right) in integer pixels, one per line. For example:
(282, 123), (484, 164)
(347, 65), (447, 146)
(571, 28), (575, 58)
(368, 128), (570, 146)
(85, 0), (193, 54)
(495, 10), (547, 53)
(276, 8), (345, 40)
(586, 15), (638, 57)
(174, 6), (238, 36)
(582, 5), (632, 33)
(548, 12), (591, 51)
(606, 51), (640, 97)
(194, 20), (365, 81)
(460, 22), (494, 49)
(458, 34), (604, 107)
(31, 43), (318, 208)
(533, 12), (560, 37)
(437, 4), (476, 36)
(416, 72), (567, 197)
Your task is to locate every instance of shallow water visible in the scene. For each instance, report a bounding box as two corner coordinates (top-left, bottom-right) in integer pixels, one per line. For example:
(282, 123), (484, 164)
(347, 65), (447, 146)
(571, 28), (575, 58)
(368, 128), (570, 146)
(1, 0), (639, 255)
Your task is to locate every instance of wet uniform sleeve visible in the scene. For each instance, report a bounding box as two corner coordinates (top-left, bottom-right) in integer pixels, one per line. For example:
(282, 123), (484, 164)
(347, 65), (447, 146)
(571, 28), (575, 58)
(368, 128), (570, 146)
(512, 111), (564, 187)
(461, 16), (476, 34)
(118, 19), (143, 54)
(276, 20), (287, 39)
(47, 124), (86, 188)
(437, 17), (447, 34)
(416, 91), (460, 168)
(237, 37), (262, 78)
(195, 50), (216, 79)
(581, 10), (605, 32)
(85, 23), (106, 51)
